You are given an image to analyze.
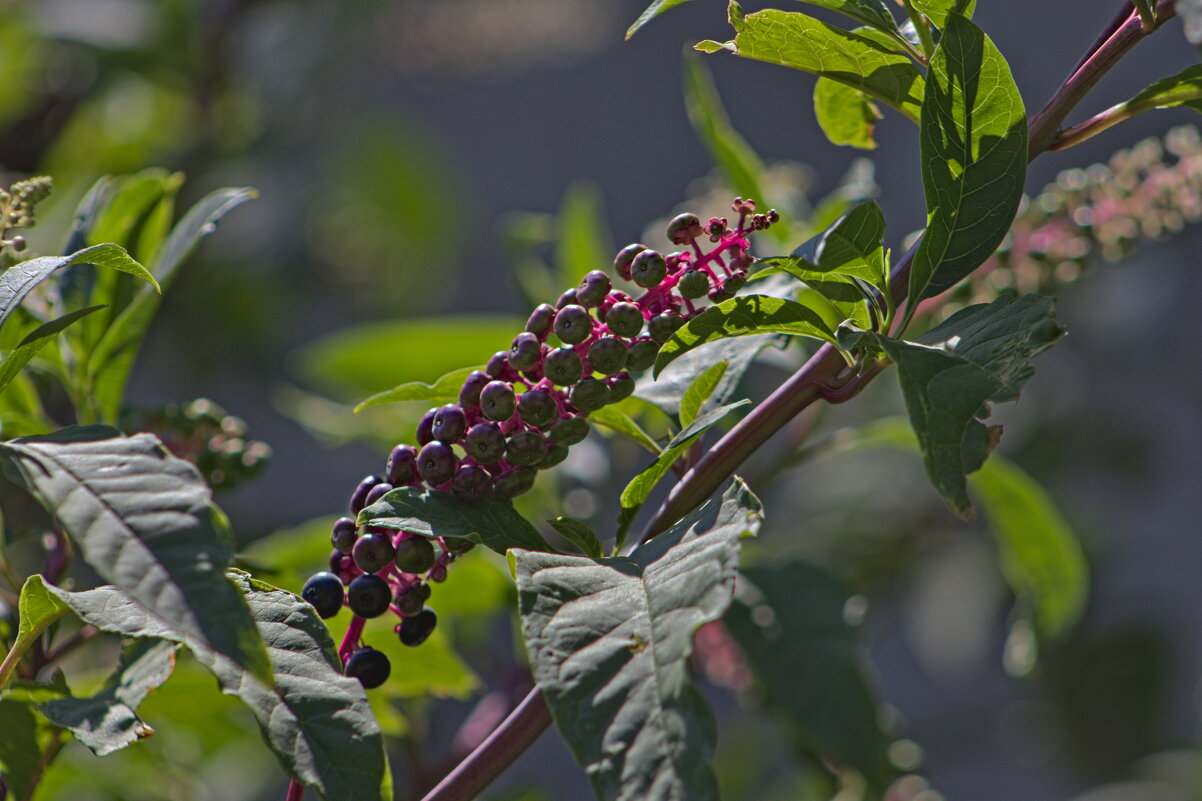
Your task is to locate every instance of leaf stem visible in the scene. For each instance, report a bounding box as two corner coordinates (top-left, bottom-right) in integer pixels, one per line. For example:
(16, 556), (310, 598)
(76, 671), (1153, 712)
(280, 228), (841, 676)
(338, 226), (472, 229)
(900, 0), (936, 62)
(1133, 0), (1157, 33)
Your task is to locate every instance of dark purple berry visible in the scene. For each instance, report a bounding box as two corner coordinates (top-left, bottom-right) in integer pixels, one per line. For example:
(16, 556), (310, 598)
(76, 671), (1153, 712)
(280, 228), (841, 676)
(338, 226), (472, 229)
(416, 409), (436, 445)
(398, 608), (438, 647)
(544, 348), (584, 386)
(329, 549), (349, 576)
(541, 442), (570, 468)
(431, 404), (467, 443)
(587, 337), (627, 374)
(649, 313), (685, 343)
(364, 482), (394, 507)
(576, 270), (611, 307)
(353, 532), (396, 573)
(614, 243), (646, 281)
(302, 572), (344, 619)
(666, 212), (703, 245)
(608, 372), (636, 403)
(345, 648), (390, 689)
(506, 430), (548, 466)
(555, 288), (578, 309)
(554, 305), (592, 345)
(549, 416), (590, 446)
(480, 381), (517, 421)
(605, 302), (644, 338)
(331, 517), (358, 553)
(677, 269), (710, 299)
(569, 378), (611, 413)
(347, 574), (391, 618)
(349, 475), (381, 515)
(458, 370), (490, 409)
(485, 351), (509, 378)
(395, 536), (437, 574)
(518, 389), (559, 428)
(525, 303), (556, 335)
(385, 445), (418, 485)
(631, 250), (667, 288)
(451, 464), (494, 500)
(464, 422), (506, 463)
(626, 338), (661, 372)
(509, 332), (542, 371)
(417, 441), (457, 486)
(396, 582), (431, 616)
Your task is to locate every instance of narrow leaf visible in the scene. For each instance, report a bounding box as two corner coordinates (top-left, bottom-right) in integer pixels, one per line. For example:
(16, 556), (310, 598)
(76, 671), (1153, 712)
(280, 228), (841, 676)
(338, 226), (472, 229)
(1107, 64), (1202, 125)
(907, 14), (1026, 306)
(0, 306), (104, 395)
(679, 360), (728, 428)
(548, 516), (603, 558)
(514, 478), (763, 801)
(814, 77), (882, 150)
(588, 404), (663, 455)
(354, 367), (475, 413)
(0, 575), (69, 690)
(556, 181), (614, 288)
(627, 0), (697, 39)
(359, 486), (553, 554)
(682, 51), (767, 206)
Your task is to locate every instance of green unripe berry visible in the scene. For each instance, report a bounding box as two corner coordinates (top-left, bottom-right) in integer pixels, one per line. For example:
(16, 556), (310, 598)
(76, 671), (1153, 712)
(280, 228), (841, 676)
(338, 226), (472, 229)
(395, 536), (437, 574)
(525, 303), (556, 335)
(509, 332), (542, 371)
(396, 582), (431, 616)
(614, 243), (646, 281)
(541, 442), (570, 468)
(506, 430), (548, 466)
(554, 304), (592, 345)
(464, 422), (505, 464)
(549, 416), (590, 446)
(587, 337), (627, 374)
(605, 302), (644, 338)
(625, 338), (661, 372)
(576, 270), (611, 307)
(544, 348), (584, 386)
(666, 213), (703, 245)
(608, 372), (636, 403)
(518, 389), (559, 427)
(631, 250), (667, 288)
(480, 381), (517, 421)
(569, 378), (611, 413)
(723, 273), (747, 294)
(649, 313), (685, 343)
(677, 269), (710, 299)
(494, 467), (536, 500)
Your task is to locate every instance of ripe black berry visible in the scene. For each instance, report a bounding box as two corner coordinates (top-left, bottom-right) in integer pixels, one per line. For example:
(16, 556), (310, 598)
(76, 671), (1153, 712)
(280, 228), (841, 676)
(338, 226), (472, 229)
(508, 332), (542, 371)
(395, 536), (437, 574)
(631, 250), (667, 288)
(605, 302), (644, 338)
(518, 389), (558, 428)
(398, 608), (438, 647)
(614, 243), (646, 281)
(416, 409), (436, 446)
(353, 532), (396, 574)
(576, 270), (611, 307)
(431, 404), (467, 443)
(549, 416), (590, 446)
(544, 348), (584, 386)
(417, 441), (457, 486)
(345, 648), (391, 689)
(329, 549), (349, 576)
(385, 445), (418, 485)
(666, 213), (702, 245)
(302, 572), (344, 619)
(555, 288), (578, 309)
(506, 430), (547, 466)
(608, 372), (636, 403)
(451, 464), (494, 500)
(364, 482), (394, 507)
(554, 305), (592, 345)
(331, 517), (357, 553)
(347, 574), (391, 618)
(525, 303), (556, 335)
(464, 422), (505, 463)
(649, 313), (685, 343)
(625, 338), (661, 372)
(677, 269), (710, 299)
(458, 370), (490, 409)
(480, 381), (517, 422)
(587, 337), (627, 374)
(349, 475), (381, 515)
(396, 582), (431, 616)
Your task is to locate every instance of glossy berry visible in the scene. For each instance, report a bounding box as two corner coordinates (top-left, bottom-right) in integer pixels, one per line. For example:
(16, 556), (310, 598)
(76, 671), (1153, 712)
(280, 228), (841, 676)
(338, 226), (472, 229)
(428, 564), (448, 583)
(555, 288), (578, 309)
(347, 574), (391, 618)
(541, 442), (570, 468)
(677, 269), (710, 299)
(485, 351), (509, 378)
(631, 250), (667, 288)
(458, 370), (490, 410)
(417, 441), (457, 486)
(364, 482), (394, 507)
(549, 416), (590, 446)
(614, 243), (646, 281)
(608, 373), (636, 403)
(544, 348), (584, 386)
(431, 404), (467, 443)
(480, 381), (517, 422)
(605, 302), (644, 338)
(464, 422), (506, 463)
(626, 339), (661, 372)
(518, 389), (558, 428)
(451, 464), (494, 499)
(569, 378), (611, 413)
(302, 572), (344, 619)
(506, 430), (548, 466)
(331, 517), (358, 553)
(416, 409), (436, 446)
(723, 272), (747, 294)
(353, 532), (396, 574)
(396, 582), (431, 616)
(398, 608), (438, 647)
(395, 536), (437, 574)
(576, 270), (611, 307)
(666, 212), (703, 245)
(349, 475), (381, 515)
(525, 303), (556, 335)
(345, 648), (391, 689)
(588, 336), (628, 374)
(385, 445), (418, 486)
(649, 313), (685, 343)
(554, 305), (592, 345)
(508, 332), (542, 371)
(494, 466), (536, 499)
(329, 548), (349, 576)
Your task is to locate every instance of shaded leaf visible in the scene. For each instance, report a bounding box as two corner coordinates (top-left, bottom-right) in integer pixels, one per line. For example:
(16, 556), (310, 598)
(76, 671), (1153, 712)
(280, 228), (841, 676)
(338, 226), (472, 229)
(359, 486), (552, 555)
(794, 0), (898, 33)
(548, 516), (603, 558)
(0, 575), (69, 689)
(814, 77), (882, 150)
(0, 426), (271, 684)
(726, 562), (892, 790)
(588, 404), (663, 455)
(679, 360), (728, 428)
(683, 51), (767, 208)
(0, 696), (58, 801)
(627, 0), (697, 39)
(513, 478), (763, 801)
(907, 14), (1026, 307)
(354, 367), (476, 412)
(0, 306), (104, 395)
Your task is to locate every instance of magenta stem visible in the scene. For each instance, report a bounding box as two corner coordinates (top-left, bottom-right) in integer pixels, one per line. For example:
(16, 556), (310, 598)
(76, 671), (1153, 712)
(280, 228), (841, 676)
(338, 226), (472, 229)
(285, 778), (305, 801)
(338, 615), (366, 665)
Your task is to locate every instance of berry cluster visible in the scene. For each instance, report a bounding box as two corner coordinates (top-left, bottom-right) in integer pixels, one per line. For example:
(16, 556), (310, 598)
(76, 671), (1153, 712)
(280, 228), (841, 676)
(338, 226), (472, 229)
(303, 199), (778, 689)
(0, 175), (53, 253)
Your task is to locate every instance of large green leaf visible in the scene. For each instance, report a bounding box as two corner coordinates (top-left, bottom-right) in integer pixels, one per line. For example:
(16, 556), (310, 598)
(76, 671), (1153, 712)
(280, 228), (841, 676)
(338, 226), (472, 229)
(907, 14), (1026, 308)
(353, 367), (475, 412)
(358, 487), (552, 554)
(654, 294), (838, 377)
(814, 77), (882, 150)
(707, 6), (925, 123)
(48, 572), (389, 801)
(0, 575), (69, 690)
(513, 478), (763, 801)
(725, 562), (892, 791)
(0, 306), (104, 395)
(838, 291), (1064, 518)
(0, 426), (271, 685)
(39, 639), (179, 756)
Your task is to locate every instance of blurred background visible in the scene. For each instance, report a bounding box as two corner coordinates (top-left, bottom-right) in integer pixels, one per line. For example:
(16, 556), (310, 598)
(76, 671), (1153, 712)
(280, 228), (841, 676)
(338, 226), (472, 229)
(2, 0), (1201, 799)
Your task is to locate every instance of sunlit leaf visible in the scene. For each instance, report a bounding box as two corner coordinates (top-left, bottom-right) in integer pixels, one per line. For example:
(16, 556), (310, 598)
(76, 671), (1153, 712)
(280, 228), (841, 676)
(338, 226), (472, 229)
(814, 77), (882, 150)
(0, 575), (69, 689)
(354, 367), (476, 412)
(679, 360), (728, 428)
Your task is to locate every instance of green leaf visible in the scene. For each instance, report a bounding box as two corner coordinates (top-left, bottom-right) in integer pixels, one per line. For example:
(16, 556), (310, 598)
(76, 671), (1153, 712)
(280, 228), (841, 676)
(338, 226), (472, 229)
(556, 181), (614, 288)
(358, 487), (553, 555)
(0, 306), (104, 395)
(548, 516), (603, 558)
(1106, 64), (1202, 126)
(588, 404), (663, 455)
(38, 639), (179, 756)
(793, 0), (898, 34)
(0, 575), (69, 690)
(682, 51), (768, 208)
(513, 478), (763, 801)
(47, 572), (389, 801)
(909, 0), (975, 27)
(353, 367), (476, 413)
(654, 294), (838, 377)
(725, 562), (892, 791)
(907, 14), (1026, 307)
(0, 695), (59, 801)
(0, 244), (158, 335)
(353, 617), (479, 699)
(764, 199), (889, 289)
(814, 77), (882, 150)
(838, 292), (1065, 518)
(0, 426), (272, 685)
(723, 8), (925, 123)
(626, 0), (697, 38)
(679, 360), (728, 428)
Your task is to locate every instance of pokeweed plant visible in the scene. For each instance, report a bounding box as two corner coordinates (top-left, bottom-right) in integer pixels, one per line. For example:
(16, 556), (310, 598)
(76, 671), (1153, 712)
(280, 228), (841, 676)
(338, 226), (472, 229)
(2, 2), (1201, 801)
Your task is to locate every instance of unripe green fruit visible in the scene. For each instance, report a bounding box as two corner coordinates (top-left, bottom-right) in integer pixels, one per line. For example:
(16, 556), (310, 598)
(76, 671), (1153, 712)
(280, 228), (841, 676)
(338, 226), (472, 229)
(587, 337), (627, 374)
(625, 338), (661, 372)
(677, 269), (710, 299)
(417, 442), (457, 486)
(506, 430), (548, 466)
(631, 250), (667, 288)
(541, 442), (570, 468)
(576, 270), (611, 307)
(549, 416), (590, 446)
(518, 389), (558, 428)
(451, 464), (494, 500)
(480, 381), (517, 421)
(431, 404), (467, 443)
(614, 243), (646, 281)
(525, 303), (556, 335)
(396, 582), (431, 616)
(395, 536), (437, 574)
(608, 373), (636, 403)
(464, 422), (505, 463)
(544, 348), (584, 386)
(554, 305), (592, 345)
(666, 213), (703, 244)
(509, 332), (542, 371)
(605, 302), (644, 338)
(353, 532), (396, 574)
(723, 273), (747, 294)
(569, 378), (611, 413)
(494, 467), (536, 500)
(649, 313), (685, 343)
